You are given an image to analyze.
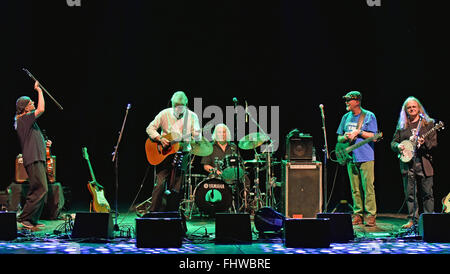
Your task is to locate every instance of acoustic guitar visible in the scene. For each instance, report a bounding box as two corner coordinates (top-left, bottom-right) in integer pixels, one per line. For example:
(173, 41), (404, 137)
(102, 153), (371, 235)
(333, 132), (383, 165)
(442, 192), (450, 214)
(145, 123), (212, 166)
(82, 147), (111, 213)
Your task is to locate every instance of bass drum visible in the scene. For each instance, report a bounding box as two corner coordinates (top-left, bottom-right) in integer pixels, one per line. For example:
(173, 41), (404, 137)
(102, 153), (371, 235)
(194, 178), (232, 215)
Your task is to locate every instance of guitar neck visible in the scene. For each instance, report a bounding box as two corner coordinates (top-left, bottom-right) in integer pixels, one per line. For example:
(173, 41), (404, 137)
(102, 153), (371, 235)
(85, 158), (97, 183)
(346, 134), (380, 153)
(421, 126), (438, 139)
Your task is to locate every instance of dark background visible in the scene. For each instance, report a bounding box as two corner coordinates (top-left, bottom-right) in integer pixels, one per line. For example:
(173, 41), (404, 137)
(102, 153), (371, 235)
(1, 0), (448, 214)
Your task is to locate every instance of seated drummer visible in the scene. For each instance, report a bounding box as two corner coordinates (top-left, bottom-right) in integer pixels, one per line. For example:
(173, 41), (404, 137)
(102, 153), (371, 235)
(201, 123), (238, 177)
(201, 124), (250, 195)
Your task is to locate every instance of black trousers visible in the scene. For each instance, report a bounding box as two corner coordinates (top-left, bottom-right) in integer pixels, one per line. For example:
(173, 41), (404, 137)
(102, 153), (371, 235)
(402, 158), (434, 222)
(17, 161), (48, 225)
(149, 152), (188, 212)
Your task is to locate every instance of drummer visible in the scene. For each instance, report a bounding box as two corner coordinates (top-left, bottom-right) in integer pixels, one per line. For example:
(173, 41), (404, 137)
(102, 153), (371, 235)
(201, 124), (250, 188)
(201, 123), (237, 177)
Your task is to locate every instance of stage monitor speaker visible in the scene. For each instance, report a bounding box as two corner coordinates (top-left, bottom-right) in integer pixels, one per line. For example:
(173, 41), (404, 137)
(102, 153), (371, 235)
(282, 162), (322, 218)
(287, 133), (313, 161)
(419, 213), (450, 243)
(71, 212), (114, 239)
(316, 213), (354, 243)
(215, 213), (252, 244)
(284, 218), (331, 248)
(135, 217), (183, 248)
(142, 211), (187, 235)
(0, 212), (17, 240)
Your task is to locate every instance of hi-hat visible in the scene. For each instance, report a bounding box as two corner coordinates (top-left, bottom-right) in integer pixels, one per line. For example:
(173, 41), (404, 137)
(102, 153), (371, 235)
(238, 132), (269, 150)
(190, 137), (213, 156)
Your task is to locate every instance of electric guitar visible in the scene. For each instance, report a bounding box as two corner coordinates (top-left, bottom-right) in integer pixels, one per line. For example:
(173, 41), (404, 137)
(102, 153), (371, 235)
(442, 192), (450, 214)
(398, 121), (444, 163)
(333, 132), (383, 165)
(145, 123), (213, 166)
(82, 147), (111, 213)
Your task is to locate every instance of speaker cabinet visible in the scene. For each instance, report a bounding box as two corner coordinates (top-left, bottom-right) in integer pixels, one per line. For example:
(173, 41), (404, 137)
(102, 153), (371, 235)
(15, 156), (28, 182)
(7, 182), (65, 220)
(316, 213), (354, 243)
(284, 218), (331, 248)
(71, 212), (114, 239)
(0, 212), (17, 240)
(287, 134), (313, 161)
(419, 213), (450, 243)
(215, 213), (252, 244)
(282, 161), (322, 218)
(15, 155), (56, 183)
(136, 217), (183, 248)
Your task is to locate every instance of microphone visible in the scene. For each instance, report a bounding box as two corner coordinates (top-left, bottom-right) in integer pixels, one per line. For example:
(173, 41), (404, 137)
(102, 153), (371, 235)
(419, 113), (424, 119)
(127, 103), (131, 110)
(319, 104), (325, 119)
(233, 97), (238, 104)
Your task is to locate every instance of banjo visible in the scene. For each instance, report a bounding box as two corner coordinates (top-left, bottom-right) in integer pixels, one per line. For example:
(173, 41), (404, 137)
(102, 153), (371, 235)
(398, 121), (444, 163)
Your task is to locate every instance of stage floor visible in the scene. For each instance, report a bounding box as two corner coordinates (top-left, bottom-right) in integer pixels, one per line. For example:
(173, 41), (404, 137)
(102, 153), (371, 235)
(1, 210), (450, 256)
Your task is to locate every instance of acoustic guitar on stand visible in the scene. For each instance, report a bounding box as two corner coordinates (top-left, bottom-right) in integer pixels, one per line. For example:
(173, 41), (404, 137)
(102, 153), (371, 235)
(82, 147), (111, 213)
(442, 192), (450, 214)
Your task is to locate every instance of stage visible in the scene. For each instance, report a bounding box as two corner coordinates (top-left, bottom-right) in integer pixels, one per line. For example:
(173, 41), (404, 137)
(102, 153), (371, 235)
(2, 211), (450, 255)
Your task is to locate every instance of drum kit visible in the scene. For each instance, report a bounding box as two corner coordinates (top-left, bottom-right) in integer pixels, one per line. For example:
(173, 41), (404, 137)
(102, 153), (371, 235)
(181, 132), (281, 218)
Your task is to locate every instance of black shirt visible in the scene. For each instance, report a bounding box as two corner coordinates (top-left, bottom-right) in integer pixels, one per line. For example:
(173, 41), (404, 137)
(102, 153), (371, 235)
(201, 142), (240, 168)
(16, 111), (46, 167)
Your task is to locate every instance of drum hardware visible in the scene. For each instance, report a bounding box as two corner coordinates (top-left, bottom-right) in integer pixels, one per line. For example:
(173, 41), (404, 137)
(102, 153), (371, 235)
(135, 197), (152, 217)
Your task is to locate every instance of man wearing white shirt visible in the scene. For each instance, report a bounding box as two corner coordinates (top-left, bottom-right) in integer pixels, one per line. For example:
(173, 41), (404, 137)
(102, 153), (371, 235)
(146, 91), (201, 212)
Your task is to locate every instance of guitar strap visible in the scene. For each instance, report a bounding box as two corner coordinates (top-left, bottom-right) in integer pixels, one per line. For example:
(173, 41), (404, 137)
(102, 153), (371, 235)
(356, 109), (367, 132)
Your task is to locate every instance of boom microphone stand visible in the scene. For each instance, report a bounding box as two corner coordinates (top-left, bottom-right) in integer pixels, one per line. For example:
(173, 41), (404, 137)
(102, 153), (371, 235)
(112, 103), (131, 231)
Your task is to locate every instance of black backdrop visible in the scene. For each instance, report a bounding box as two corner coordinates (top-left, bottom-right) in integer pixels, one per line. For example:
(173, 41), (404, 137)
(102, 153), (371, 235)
(2, 0), (449, 214)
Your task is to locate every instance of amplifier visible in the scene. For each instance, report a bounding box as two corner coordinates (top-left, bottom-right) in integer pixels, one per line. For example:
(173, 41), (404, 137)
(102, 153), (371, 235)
(282, 161), (322, 218)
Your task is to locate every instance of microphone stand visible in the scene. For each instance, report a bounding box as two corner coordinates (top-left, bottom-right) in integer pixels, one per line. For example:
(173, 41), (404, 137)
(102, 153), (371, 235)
(319, 105), (330, 213)
(233, 98), (241, 213)
(111, 104), (131, 231)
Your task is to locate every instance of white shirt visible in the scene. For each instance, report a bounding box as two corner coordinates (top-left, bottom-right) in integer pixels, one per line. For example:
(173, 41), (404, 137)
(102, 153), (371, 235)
(146, 108), (201, 148)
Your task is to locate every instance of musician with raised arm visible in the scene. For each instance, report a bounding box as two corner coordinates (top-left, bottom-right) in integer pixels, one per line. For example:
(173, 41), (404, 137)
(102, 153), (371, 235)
(391, 96), (437, 229)
(337, 91), (378, 227)
(14, 81), (49, 229)
(146, 91), (201, 212)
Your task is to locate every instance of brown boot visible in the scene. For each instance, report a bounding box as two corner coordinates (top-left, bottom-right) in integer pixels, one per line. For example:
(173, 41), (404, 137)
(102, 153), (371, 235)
(365, 215), (376, 227)
(352, 214), (363, 225)
(401, 220), (414, 229)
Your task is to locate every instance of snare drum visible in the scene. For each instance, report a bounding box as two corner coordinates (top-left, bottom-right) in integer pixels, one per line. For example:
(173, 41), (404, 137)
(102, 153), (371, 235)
(194, 178), (232, 215)
(221, 154), (245, 181)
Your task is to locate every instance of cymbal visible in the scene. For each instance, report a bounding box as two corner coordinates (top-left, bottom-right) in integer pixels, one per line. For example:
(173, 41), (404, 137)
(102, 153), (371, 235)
(190, 138), (213, 156)
(238, 132), (269, 150)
